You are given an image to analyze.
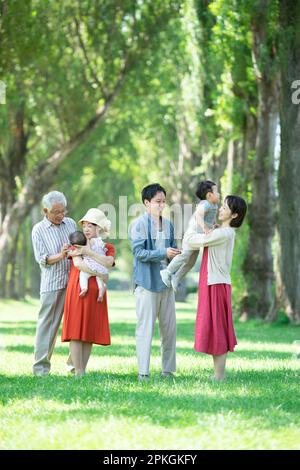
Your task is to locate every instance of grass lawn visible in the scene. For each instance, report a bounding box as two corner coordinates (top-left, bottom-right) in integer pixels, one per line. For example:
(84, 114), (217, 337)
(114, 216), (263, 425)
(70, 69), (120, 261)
(0, 291), (299, 450)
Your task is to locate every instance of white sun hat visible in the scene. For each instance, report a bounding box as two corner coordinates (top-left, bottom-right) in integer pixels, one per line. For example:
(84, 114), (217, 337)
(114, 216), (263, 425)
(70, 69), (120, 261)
(79, 208), (111, 234)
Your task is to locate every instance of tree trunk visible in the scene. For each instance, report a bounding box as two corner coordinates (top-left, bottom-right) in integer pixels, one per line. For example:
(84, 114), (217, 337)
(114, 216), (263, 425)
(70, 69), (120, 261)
(242, 3), (279, 319)
(242, 80), (279, 318)
(29, 206), (41, 297)
(226, 139), (234, 194)
(276, 0), (300, 323)
(0, 104), (29, 297)
(17, 220), (28, 299)
(238, 113), (257, 193)
(0, 73), (125, 298)
(8, 231), (19, 299)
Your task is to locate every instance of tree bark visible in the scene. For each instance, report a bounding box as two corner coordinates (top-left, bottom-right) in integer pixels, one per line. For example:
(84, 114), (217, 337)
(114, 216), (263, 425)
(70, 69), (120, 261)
(242, 3), (279, 319)
(0, 104), (29, 297)
(276, 0), (300, 323)
(0, 71), (125, 298)
(226, 139), (234, 195)
(0, 104), (29, 219)
(238, 113), (257, 192)
(8, 231), (19, 299)
(29, 206), (41, 298)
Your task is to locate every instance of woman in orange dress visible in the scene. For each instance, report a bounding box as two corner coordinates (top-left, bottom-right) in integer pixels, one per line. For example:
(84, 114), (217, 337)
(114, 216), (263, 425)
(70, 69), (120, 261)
(61, 208), (115, 377)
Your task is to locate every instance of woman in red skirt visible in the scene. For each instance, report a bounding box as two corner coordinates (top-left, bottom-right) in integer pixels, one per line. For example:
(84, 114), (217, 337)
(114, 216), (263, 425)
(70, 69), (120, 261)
(61, 208), (115, 377)
(185, 195), (247, 381)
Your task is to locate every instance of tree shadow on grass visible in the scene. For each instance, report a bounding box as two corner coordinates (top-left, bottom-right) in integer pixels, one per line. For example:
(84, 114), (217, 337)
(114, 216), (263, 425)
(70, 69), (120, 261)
(234, 323), (300, 344)
(0, 321), (37, 336)
(5, 342), (298, 363)
(0, 369), (299, 431)
(2, 318), (300, 346)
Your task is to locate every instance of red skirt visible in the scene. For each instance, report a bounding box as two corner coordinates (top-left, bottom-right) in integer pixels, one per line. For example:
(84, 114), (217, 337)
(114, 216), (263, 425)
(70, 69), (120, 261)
(194, 247), (237, 355)
(61, 244), (115, 346)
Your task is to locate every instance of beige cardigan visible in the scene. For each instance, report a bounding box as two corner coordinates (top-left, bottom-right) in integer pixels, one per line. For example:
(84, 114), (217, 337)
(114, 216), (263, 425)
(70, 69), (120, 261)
(185, 226), (236, 285)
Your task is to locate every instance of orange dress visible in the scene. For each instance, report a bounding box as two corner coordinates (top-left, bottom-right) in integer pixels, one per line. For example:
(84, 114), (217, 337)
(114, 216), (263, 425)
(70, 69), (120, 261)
(61, 243), (115, 345)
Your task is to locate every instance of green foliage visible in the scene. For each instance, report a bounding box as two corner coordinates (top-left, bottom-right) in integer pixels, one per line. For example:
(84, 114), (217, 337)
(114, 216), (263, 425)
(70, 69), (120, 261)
(0, 0), (291, 322)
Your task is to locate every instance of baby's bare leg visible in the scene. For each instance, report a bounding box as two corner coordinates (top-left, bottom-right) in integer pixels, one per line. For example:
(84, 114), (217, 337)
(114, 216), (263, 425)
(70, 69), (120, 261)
(79, 271), (91, 298)
(96, 276), (106, 302)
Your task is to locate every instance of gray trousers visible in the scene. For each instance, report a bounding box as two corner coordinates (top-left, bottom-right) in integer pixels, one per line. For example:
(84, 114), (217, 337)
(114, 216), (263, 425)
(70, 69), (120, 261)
(33, 288), (66, 375)
(166, 249), (199, 282)
(135, 286), (176, 375)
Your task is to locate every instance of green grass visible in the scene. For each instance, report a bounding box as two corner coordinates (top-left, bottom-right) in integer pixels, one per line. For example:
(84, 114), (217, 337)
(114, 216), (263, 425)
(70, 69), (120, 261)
(0, 292), (300, 450)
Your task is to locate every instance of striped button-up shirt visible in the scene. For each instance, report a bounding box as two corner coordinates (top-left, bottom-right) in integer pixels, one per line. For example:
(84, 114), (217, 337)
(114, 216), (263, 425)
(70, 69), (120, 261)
(32, 216), (77, 294)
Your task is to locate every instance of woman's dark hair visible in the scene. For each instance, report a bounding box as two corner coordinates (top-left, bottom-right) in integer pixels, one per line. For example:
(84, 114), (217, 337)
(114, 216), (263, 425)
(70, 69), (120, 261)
(141, 183), (166, 204)
(69, 231), (87, 246)
(225, 195), (247, 228)
(195, 180), (216, 200)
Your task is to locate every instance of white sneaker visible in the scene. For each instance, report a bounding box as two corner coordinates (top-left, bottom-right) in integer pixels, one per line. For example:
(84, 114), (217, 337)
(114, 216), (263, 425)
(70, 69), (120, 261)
(66, 363), (75, 374)
(160, 269), (171, 287)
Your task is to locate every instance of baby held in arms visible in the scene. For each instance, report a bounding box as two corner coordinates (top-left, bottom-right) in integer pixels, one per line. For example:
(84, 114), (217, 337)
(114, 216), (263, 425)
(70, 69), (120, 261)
(68, 230), (108, 302)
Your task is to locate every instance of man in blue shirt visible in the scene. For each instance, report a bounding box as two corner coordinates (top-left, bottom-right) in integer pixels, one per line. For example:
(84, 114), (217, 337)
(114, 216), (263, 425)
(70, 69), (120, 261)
(129, 183), (181, 381)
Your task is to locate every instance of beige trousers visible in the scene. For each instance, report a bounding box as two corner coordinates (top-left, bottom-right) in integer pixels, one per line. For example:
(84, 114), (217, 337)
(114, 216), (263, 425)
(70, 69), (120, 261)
(135, 285), (176, 375)
(33, 288), (66, 375)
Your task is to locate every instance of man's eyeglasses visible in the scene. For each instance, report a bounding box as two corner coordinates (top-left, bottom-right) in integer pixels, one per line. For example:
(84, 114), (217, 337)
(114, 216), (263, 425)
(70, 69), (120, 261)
(49, 209), (68, 216)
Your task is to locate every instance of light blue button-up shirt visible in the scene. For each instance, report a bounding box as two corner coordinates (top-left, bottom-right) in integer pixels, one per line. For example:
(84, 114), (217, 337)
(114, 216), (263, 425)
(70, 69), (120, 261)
(129, 213), (177, 292)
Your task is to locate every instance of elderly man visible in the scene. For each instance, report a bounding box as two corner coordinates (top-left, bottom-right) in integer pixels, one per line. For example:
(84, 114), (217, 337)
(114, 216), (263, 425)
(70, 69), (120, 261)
(31, 191), (77, 376)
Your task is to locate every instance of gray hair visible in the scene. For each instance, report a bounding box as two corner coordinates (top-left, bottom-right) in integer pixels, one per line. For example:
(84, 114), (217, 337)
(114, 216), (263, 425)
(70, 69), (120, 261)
(42, 191), (67, 210)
